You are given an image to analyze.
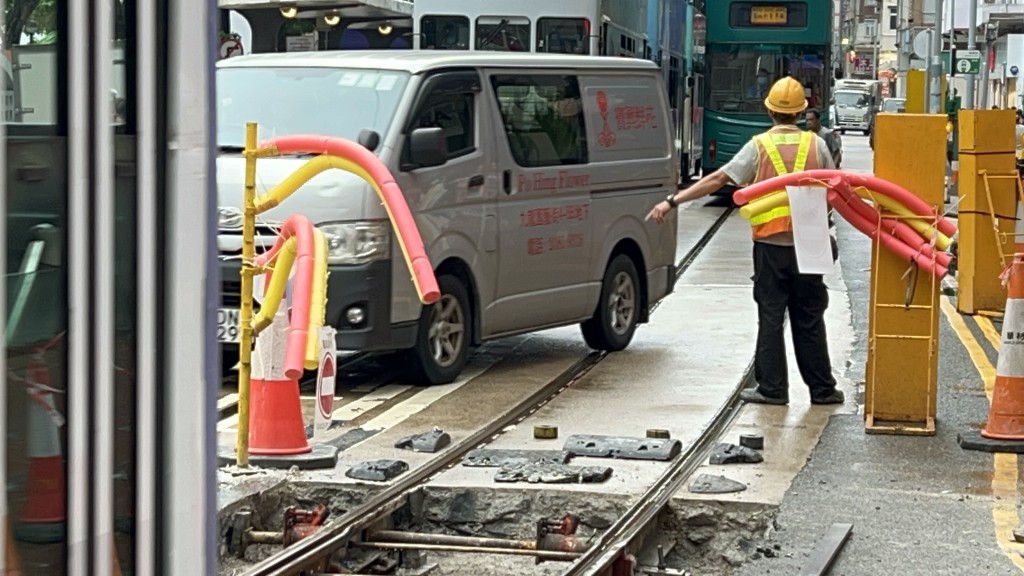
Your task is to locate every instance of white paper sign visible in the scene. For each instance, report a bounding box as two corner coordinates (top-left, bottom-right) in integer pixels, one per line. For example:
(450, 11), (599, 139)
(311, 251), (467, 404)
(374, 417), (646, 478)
(786, 185), (834, 275)
(313, 327), (337, 439)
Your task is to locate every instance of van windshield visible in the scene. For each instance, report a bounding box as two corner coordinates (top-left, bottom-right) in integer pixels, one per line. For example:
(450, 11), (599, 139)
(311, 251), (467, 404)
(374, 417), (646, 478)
(217, 67), (410, 148)
(835, 91), (869, 108)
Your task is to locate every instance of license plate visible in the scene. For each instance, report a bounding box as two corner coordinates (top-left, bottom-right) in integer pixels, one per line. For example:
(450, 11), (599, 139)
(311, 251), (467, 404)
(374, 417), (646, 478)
(217, 308), (241, 344)
(751, 6), (787, 24)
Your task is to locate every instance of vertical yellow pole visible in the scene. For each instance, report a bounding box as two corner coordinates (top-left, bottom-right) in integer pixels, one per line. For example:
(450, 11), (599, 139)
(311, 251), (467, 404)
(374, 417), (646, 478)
(236, 122), (258, 467)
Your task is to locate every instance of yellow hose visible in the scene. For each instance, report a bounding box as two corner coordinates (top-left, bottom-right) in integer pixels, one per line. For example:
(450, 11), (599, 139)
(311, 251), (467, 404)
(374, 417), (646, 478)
(305, 228), (329, 370)
(251, 236), (297, 335)
(255, 155), (376, 215)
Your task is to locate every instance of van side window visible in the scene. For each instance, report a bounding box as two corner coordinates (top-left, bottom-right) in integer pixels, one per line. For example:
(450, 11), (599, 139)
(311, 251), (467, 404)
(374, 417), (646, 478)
(421, 15), (470, 50)
(412, 82), (475, 158)
(491, 74), (588, 167)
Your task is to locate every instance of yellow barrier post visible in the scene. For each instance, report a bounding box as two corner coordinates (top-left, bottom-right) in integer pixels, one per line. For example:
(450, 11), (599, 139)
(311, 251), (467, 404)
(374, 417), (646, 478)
(956, 109), (1018, 315)
(865, 113), (947, 435)
(235, 122), (259, 467)
(904, 70), (945, 114)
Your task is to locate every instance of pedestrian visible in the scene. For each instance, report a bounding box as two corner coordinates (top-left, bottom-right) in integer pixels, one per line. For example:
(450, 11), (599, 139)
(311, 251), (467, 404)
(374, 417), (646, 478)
(646, 76), (844, 406)
(805, 107), (841, 168)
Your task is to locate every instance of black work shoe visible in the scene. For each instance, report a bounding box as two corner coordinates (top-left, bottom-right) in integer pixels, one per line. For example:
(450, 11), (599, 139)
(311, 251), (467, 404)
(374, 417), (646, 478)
(740, 389), (788, 405)
(811, 390), (845, 405)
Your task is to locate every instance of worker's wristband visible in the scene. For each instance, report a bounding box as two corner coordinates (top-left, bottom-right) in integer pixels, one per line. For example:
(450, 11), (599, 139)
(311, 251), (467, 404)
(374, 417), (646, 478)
(665, 194), (679, 208)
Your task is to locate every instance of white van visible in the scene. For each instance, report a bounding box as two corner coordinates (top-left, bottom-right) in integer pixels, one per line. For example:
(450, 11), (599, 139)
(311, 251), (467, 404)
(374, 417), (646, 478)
(216, 51), (679, 384)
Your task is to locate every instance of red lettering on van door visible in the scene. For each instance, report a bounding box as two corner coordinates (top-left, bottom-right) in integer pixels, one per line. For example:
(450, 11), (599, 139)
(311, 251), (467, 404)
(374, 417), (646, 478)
(527, 237), (545, 255)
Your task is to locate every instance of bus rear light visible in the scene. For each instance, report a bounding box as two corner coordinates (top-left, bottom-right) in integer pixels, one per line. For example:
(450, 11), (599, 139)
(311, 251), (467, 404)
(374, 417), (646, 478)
(709, 139), (717, 164)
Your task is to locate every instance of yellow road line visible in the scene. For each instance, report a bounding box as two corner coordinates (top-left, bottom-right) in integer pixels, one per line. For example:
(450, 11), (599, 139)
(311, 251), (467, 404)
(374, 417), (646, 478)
(976, 315), (1004, 351)
(940, 297), (1024, 570)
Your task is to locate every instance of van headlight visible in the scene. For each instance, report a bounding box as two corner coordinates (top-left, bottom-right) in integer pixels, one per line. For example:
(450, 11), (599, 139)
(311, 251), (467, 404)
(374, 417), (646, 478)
(317, 221), (391, 265)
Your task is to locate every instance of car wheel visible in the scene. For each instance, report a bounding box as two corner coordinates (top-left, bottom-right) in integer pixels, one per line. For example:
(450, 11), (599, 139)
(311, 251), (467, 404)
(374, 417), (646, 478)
(581, 254), (641, 352)
(408, 274), (471, 385)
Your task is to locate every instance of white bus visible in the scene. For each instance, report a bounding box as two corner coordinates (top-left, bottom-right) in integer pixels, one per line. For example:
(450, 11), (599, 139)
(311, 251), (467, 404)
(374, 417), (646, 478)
(410, 0), (702, 181)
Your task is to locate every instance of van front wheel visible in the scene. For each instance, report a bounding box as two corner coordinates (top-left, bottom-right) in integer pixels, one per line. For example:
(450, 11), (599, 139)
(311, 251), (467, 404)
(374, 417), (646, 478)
(408, 274), (471, 385)
(581, 254), (640, 352)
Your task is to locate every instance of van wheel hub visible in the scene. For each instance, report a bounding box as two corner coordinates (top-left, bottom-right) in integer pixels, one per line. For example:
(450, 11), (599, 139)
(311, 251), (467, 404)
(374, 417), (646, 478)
(609, 271), (635, 335)
(428, 295), (465, 368)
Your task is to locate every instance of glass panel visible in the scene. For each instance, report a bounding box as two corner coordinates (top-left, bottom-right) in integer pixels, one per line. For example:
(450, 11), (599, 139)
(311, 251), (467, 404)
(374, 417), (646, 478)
(536, 18), (589, 55)
(216, 68), (409, 149)
(476, 17), (530, 52)
(704, 44), (827, 113)
(409, 85), (475, 157)
(420, 15), (469, 50)
(4, 0), (68, 572)
(112, 0), (136, 570)
(491, 74), (588, 167)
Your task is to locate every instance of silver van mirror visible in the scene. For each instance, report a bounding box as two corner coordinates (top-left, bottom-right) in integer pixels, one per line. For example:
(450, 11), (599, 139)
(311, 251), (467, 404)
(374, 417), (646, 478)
(407, 127), (447, 169)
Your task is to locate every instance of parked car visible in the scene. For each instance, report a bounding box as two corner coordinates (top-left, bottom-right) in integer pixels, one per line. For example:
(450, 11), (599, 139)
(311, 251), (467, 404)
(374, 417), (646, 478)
(868, 97), (906, 149)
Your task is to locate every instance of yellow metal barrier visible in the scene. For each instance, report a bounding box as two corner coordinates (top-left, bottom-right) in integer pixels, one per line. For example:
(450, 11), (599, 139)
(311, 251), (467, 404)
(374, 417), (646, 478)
(904, 70), (946, 114)
(865, 113), (946, 436)
(956, 109), (1018, 315)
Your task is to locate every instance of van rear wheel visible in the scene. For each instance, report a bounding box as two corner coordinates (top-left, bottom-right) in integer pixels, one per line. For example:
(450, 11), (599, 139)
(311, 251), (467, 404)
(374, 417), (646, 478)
(408, 274), (471, 385)
(581, 254), (640, 352)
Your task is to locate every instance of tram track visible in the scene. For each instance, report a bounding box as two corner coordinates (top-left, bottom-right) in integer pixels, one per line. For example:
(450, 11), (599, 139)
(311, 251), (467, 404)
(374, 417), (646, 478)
(240, 204), (738, 576)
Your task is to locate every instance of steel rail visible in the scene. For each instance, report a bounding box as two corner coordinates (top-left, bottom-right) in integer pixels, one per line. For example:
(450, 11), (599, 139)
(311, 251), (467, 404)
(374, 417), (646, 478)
(242, 205), (735, 576)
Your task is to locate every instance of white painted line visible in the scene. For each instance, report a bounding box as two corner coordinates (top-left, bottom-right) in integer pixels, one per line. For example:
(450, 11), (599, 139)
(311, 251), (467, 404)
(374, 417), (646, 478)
(330, 384), (413, 422)
(217, 413), (238, 432)
(217, 393), (239, 411)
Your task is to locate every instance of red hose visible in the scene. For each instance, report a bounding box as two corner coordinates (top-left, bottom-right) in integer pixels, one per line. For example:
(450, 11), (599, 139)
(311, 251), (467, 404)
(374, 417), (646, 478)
(827, 189), (949, 278)
(264, 135), (441, 305)
(829, 181), (952, 268)
(732, 169), (957, 237)
(253, 214), (315, 380)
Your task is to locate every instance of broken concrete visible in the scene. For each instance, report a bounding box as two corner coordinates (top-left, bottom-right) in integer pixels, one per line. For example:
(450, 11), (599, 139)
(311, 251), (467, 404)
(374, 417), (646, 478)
(395, 428), (452, 453)
(709, 443), (764, 465)
(462, 449), (571, 467)
(494, 463), (613, 484)
(688, 474), (747, 494)
(562, 434), (682, 461)
(346, 459), (410, 482)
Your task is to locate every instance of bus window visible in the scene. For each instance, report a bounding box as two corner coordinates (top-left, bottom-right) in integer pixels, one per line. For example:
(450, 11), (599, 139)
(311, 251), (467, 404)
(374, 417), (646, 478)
(476, 16), (531, 51)
(491, 74), (588, 167)
(421, 15), (470, 49)
(704, 44), (827, 114)
(536, 18), (590, 55)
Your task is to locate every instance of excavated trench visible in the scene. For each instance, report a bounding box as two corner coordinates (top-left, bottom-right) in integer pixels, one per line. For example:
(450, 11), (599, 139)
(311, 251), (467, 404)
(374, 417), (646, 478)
(216, 480), (779, 576)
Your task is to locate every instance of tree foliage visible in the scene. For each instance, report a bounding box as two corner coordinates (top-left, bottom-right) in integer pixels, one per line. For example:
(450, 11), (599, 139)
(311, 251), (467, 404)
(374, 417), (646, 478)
(4, 0), (127, 47)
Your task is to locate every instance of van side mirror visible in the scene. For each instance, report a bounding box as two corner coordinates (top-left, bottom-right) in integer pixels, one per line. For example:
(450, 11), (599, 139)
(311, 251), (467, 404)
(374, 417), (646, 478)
(407, 127), (448, 169)
(358, 129), (381, 152)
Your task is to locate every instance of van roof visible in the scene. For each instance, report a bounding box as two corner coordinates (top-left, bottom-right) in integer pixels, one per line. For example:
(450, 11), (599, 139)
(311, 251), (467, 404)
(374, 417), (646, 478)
(217, 50), (661, 74)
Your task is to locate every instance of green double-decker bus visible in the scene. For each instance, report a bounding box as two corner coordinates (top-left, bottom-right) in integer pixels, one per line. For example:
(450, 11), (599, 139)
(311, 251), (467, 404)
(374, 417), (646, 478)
(701, 1), (833, 175)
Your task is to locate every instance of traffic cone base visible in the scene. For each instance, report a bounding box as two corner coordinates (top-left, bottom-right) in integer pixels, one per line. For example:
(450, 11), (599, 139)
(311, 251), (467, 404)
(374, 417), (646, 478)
(961, 253), (1024, 452)
(16, 360), (66, 543)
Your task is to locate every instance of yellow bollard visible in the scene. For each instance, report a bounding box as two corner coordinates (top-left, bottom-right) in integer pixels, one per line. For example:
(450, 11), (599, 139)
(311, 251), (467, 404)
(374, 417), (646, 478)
(956, 109), (1018, 315)
(236, 122), (259, 467)
(904, 70), (945, 115)
(865, 113), (947, 436)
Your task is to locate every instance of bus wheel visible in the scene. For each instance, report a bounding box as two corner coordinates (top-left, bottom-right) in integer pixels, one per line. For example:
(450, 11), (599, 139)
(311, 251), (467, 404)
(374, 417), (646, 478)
(581, 254), (640, 352)
(408, 274), (471, 385)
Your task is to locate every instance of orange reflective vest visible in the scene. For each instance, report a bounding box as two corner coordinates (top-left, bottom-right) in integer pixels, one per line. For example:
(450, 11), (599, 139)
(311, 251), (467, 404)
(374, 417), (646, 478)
(748, 129), (820, 241)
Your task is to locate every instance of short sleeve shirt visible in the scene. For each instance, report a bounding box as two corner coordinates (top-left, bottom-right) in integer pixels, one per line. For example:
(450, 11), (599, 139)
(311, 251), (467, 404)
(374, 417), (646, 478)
(720, 126), (836, 187)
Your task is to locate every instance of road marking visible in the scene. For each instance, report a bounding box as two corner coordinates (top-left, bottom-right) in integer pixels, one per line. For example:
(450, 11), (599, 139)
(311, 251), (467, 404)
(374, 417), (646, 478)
(331, 384), (411, 423)
(217, 393), (239, 412)
(941, 297), (1024, 570)
(976, 315), (1003, 350)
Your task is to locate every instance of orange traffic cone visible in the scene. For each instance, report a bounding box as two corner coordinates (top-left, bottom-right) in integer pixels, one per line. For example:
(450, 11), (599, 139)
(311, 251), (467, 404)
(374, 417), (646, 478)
(960, 253), (1024, 452)
(14, 358), (65, 543)
(5, 515), (24, 575)
(249, 310), (311, 456)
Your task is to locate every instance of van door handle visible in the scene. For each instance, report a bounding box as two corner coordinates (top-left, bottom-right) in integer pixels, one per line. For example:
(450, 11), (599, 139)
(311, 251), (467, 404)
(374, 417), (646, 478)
(468, 174), (485, 187)
(502, 170), (512, 194)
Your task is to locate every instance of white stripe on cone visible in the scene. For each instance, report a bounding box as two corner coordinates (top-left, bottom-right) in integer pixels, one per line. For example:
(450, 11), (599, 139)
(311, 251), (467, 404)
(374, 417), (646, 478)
(26, 372), (61, 460)
(252, 310), (289, 381)
(998, 298), (1024, 378)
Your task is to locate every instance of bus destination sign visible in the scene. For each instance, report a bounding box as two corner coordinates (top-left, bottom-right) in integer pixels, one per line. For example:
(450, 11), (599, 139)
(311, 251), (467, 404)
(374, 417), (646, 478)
(750, 6), (788, 24)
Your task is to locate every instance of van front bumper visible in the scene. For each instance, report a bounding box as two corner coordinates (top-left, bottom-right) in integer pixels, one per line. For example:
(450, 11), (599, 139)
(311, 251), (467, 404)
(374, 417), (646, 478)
(219, 258), (417, 352)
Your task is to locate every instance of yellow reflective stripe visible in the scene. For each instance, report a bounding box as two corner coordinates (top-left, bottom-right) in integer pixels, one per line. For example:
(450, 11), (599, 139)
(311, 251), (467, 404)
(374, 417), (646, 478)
(749, 205), (791, 226)
(757, 134), (787, 176)
(768, 133), (805, 145)
(794, 131), (813, 172)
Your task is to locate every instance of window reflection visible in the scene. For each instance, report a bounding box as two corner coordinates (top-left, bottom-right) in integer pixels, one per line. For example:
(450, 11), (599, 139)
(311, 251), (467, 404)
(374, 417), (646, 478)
(4, 0), (69, 572)
(705, 44), (827, 114)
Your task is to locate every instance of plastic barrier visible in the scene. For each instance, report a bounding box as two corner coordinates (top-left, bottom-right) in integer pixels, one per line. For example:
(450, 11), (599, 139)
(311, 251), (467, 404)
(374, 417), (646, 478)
(262, 135), (440, 306)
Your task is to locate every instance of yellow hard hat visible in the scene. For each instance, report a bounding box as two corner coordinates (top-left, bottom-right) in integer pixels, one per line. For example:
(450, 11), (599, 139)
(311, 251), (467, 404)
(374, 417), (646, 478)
(764, 77), (808, 114)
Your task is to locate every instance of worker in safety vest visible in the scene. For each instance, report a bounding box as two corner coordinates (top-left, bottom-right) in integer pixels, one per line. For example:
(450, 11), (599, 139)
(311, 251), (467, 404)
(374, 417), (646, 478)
(646, 76), (843, 406)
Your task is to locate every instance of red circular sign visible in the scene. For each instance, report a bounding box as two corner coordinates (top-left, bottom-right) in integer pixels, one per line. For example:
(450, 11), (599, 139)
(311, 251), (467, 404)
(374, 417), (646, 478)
(317, 355), (336, 419)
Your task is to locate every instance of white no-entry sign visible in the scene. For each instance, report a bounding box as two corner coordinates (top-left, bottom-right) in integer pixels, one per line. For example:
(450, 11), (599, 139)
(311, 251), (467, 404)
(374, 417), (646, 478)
(314, 327), (337, 438)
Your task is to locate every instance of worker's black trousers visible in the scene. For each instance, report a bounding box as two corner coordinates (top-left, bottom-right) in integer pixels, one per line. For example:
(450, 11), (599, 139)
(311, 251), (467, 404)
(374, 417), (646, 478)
(752, 242), (838, 401)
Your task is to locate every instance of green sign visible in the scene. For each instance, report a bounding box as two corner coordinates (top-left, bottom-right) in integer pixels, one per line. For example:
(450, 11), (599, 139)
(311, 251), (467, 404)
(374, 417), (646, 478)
(953, 49), (982, 75)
